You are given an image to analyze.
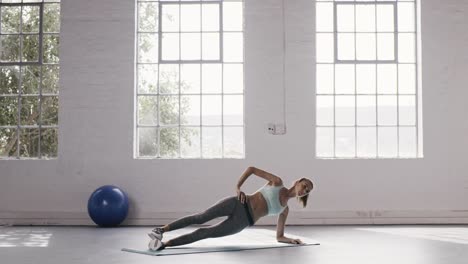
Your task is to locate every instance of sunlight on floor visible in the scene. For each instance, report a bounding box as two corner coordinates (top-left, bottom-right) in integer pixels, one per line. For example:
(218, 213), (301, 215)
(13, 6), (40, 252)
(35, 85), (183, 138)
(357, 227), (468, 244)
(0, 229), (52, 247)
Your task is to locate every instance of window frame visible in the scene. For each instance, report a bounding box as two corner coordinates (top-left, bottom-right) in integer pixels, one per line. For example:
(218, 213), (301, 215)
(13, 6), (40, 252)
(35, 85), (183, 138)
(0, 1), (59, 160)
(315, 0), (422, 159)
(135, 0), (245, 159)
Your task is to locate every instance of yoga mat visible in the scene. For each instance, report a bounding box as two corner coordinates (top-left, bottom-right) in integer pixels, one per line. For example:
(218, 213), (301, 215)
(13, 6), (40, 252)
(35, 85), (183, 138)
(122, 228), (320, 256)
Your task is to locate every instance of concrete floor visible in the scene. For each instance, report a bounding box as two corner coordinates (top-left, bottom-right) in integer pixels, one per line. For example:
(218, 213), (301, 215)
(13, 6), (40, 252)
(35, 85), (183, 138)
(1, 225), (468, 264)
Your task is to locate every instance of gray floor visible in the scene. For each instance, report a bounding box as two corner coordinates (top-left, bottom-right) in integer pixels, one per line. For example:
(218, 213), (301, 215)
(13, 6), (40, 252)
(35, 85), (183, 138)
(1, 225), (468, 264)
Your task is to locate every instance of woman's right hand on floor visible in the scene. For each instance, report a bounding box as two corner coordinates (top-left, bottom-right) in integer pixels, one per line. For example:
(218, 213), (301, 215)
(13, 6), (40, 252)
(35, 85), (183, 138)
(236, 188), (246, 204)
(277, 236), (304, 245)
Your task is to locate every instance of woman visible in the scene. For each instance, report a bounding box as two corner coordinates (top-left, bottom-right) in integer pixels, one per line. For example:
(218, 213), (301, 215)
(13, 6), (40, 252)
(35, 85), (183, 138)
(148, 166), (314, 251)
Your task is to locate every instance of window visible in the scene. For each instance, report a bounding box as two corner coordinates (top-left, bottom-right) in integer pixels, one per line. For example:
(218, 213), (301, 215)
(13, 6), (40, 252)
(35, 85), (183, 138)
(0, 0), (60, 159)
(316, 0), (422, 158)
(136, 0), (244, 159)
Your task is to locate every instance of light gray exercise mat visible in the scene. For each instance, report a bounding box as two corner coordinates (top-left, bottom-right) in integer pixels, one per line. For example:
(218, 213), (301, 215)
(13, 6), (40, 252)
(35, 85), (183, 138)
(122, 228), (320, 256)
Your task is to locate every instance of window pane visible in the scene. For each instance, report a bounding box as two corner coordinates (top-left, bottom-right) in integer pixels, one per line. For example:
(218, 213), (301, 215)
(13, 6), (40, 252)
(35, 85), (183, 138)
(337, 33), (355, 60)
(398, 64), (416, 94)
(159, 95), (179, 125)
(22, 6), (40, 33)
(1, 35), (20, 62)
(180, 95), (200, 125)
(202, 95), (221, 125)
(138, 64), (158, 93)
(202, 32), (220, 60)
(378, 127), (397, 157)
(22, 35), (39, 62)
(159, 64), (179, 94)
(337, 4), (354, 32)
(356, 95), (376, 126)
(1, 6), (21, 33)
(0, 128), (17, 158)
(223, 95), (243, 125)
(180, 64), (200, 94)
(181, 33), (201, 60)
(377, 95), (397, 125)
(356, 33), (376, 61)
(181, 127), (200, 158)
(356, 5), (375, 32)
(357, 127), (376, 158)
(138, 33), (158, 63)
(335, 64), (355, 94)
(377, 64), (397, 94)
(43, 4), (60, 33)
(43, 34), (59, 63)
(335, 127), (355, 157)
(20, 96), (39, 125)
(40, 128), (58, 158)
(161, 33), (180, 60)
(335, 95), (355, 126)
(399, 95), (416, 126)
(377, 33), (394, 60)
(223, 2), (242, 31)
(19, 128), (39, 158)
(202, 126), (222, 158)
(202, 64), (221, 93)
(161, 4), (179, 32)
(398, 33), (416, 63)
(376, 4), (394, 32)
(1, 66), (20, 94)
(160, 127), (179, 158)
(316, 33), (334, 63)
(223, 32), (243, 62)
(316, 127), (334, 158)
(399, 127), (416, 158)
(398, 2), (415, 32)
(181, 4), (201, 32)
(138, 95), (158, 126)
(223, 63), (243, 94)
(223, 126), (243, 158)
(42, 65), (59, 94)
(356, 64), (376, 94)
(41, 96), (58, 125)
(316, 2), (333, 32)
(0, 97), (18, 125)
(316, 64), (334, 94)
(202, 4), (219, 31)
(316, 95), (334, 126)
(138, 127), (158, 157)
(138, 2), (159, 32)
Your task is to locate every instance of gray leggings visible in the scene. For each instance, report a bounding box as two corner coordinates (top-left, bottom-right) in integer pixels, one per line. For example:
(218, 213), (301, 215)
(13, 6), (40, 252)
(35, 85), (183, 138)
(164, 196), (254, 247)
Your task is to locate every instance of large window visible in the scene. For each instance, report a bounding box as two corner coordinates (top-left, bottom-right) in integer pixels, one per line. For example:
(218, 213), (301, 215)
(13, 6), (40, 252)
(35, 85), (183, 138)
(316, 0), (422, 158)
(0, 0), (60, 159)
(136, 0), (244, 159)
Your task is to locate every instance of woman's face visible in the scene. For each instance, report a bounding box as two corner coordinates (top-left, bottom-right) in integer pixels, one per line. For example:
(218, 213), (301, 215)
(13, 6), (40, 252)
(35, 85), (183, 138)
(295, 179), (313, 197)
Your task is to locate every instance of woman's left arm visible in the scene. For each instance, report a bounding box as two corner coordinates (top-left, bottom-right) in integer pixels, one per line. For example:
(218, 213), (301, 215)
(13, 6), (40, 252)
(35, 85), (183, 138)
(276, 207), (304, 244)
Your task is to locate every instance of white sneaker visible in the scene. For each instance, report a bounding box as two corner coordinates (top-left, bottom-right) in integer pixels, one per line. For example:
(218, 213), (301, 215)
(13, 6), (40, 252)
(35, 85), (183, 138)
(147, 227), (164, 240)
(148, 238), (164, 251)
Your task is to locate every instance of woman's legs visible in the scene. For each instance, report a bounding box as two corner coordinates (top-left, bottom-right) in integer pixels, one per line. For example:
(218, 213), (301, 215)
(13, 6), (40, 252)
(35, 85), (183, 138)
(163, 196), (238, 232)
(163, 198), (251, 248)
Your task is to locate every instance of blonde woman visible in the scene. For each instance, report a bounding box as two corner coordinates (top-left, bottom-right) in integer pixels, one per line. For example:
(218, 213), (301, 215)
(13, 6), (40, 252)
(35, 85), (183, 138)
(148, 167), (314, 251)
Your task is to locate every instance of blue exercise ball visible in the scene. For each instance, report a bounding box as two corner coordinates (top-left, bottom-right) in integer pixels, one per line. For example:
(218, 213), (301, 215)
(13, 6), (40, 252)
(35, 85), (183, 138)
(87, 185), (129, 227)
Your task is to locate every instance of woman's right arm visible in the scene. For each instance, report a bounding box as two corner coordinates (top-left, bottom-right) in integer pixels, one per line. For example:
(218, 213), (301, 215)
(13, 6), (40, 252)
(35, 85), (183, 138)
(237, 167), (282, 190)
(236, 167), (281, 204)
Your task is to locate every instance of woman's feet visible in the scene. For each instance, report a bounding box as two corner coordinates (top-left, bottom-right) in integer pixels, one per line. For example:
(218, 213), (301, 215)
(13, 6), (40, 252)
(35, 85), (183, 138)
(148, 226), (166, 251)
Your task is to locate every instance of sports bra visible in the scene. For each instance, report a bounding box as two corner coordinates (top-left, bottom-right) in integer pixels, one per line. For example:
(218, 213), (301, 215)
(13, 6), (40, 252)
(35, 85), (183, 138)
(258, 184), (287, 216)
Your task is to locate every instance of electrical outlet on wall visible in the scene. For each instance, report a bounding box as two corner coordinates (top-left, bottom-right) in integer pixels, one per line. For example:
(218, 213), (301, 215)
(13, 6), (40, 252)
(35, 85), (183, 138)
(267, 123), (287, 135)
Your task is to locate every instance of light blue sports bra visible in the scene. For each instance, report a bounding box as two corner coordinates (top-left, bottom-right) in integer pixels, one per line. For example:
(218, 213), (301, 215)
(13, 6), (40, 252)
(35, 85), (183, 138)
(258, 184), (287, 216)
